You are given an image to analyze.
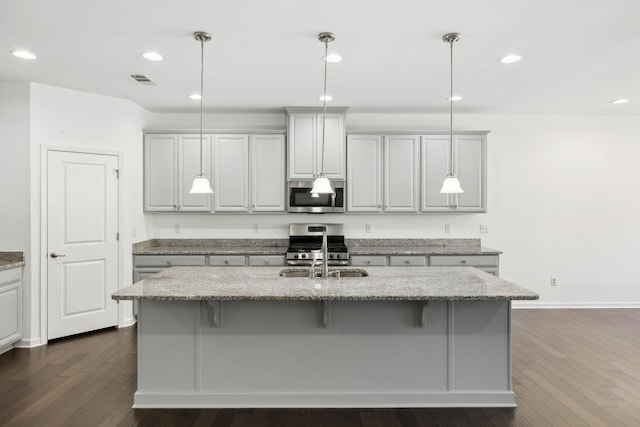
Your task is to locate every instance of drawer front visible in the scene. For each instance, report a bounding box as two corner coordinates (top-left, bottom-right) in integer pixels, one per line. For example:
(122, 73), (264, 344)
(248, 255), (286, 266)
(133, 268), (164, 283)
(429, 255), (498, 267)
(389, 256), (427, 266)
(209, 256), (246, 266)
(350, 256), (387, 267)
(134, 255), (206, 267)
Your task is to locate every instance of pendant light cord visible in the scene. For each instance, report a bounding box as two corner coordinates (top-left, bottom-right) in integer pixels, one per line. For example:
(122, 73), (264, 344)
(199, 37), (205, 176)
(320, 38), (329, 177)
(449, 38), (454, 175)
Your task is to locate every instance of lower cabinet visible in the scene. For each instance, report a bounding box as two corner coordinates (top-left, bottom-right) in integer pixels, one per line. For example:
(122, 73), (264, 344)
(350, 254), (499, 275)
(0, 268), (23, 354)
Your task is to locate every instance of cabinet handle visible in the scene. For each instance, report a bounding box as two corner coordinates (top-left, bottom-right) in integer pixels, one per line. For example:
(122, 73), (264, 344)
(173, 204), (178, 210)
(166, 260), (172, 265)
(460, 260), (466, 264)
(224, 260), (229, 265)
(366, 260), (371, 265)
(405, 260), (410, 264)
(264, 259), (270, 265)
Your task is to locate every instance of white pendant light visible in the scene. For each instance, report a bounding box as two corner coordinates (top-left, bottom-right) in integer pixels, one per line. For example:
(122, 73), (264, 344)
(189, 31), (214, 194)
(440, 33), (464, 195)
(311, 32), (336, 196)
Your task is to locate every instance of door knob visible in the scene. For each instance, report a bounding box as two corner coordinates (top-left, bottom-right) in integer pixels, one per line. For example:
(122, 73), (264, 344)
(50, 252), (66, 258)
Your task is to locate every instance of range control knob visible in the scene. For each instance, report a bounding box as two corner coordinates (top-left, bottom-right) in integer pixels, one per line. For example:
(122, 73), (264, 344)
(300, 253), (308, 259)
(335, 254), (341, 259)
(329, 254), (335, 259)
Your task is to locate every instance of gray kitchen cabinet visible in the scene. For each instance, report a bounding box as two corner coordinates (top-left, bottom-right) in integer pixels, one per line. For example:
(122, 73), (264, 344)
(421, 133), (487, 212)
(346, 134), (419, 213)
(384, 135), (420, 212)
(430, 254), (499, 275)
(0, 267), (22, 354)
(133, 255), (207, 282)
(209, 256), (246, 266)
(212, 134), (286, 213)
(212, 134), (250, 212)
(349, 255), (387, 266)
(286, 107), (347, 180)
(389, 255), (427, 266)
(346, 135), (383, 212)
(248, 255), (286, 266)
(250, 135), (286, 212)
(144, 134), (212, 212)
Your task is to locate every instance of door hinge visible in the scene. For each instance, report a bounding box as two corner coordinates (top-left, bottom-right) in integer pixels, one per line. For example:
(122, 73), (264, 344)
(116, 232), (120, 241)
(114, 169), (120, 179)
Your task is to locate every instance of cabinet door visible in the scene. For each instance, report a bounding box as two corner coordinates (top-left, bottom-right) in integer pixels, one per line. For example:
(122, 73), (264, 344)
(287, 113), (317, 179)
(251, 135), (286, 212)
(316, 113), (346, 179)
(384, 136), (420, 212)
(0, 268), (22, 349)
(347, 135), (383, 212)
(144, 134), (178, 211)
(178, 134), (212, 211)
(455, 135), (486, 212)
(421, 135), (452, 212)
(212, 135), (249, 212)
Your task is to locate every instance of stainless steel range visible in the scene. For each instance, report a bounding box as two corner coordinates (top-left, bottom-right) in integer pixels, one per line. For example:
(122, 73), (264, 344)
(286, 223), (349, 266)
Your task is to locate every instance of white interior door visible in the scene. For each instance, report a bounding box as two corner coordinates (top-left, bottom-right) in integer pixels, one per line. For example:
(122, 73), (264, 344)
(47, 150), (119, 340)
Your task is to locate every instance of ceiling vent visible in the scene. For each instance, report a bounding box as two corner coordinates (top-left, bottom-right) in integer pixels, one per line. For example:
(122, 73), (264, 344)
(129, 74), (156, 85)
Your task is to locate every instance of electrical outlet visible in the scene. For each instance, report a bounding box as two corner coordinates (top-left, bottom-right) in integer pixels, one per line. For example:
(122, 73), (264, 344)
(551, 277), (557, 286)
(174, 224), (181, 234)
(480, 225), (488, 233)
(444, 224), (451, 234)
(252, 224), (259, 233)
(365, 224), (372, 233)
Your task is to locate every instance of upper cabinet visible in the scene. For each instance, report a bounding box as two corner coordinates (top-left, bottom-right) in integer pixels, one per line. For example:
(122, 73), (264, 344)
(144, 134), (211, 212)
(211, 134), (286, 213)
(346, 135), (420, 213)
(145, 133), (285, 213)
(286, 107), (347, 180)
(347, 132), (487, 214)
(421, 133), (487, 212)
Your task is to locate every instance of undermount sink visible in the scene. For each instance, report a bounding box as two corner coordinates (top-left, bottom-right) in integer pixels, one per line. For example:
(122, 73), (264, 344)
(279, 268), (369, 278)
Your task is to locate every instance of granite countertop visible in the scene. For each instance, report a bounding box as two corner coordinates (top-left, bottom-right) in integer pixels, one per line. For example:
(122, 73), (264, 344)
(0, 252), (26, 272)
(132, 238), (500, 256)
(112, 266), (538, 302)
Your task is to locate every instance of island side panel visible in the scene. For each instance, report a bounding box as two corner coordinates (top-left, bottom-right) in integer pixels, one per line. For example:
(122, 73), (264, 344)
(134, 299), (515, 408)
(451, 300), (511, 391)
(137, 301), (200, 392)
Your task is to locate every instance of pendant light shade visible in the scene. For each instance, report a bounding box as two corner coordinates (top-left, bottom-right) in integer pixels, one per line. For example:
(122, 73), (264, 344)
(311, 32), (336, 196)
(310, 175), (334, 195)
(189, 31), (213, 194)
(440, 32), (464, 195)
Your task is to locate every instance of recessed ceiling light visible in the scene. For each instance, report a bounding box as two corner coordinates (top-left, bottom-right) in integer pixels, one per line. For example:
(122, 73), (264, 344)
(610, 98), (629, 104)
(448, 95), (463, 101)
(319, 95), (333, 101)
(499, 54), (522, 64)
(323, 54), (342, 63)
(189, 94), (202, 100)
(142, 52), (164, 61)
(11, 50), (37, 60)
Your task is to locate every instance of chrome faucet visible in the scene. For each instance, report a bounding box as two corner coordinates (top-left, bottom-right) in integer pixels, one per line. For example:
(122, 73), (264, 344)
(309, 258), (322, 278)
(321, 227), (329, 279)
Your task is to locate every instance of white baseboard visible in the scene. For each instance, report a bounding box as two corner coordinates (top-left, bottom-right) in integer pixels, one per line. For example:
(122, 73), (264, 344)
(513, 301), (640, 309)
(14, 337), (45, 348)
(119, 317), (137, 328)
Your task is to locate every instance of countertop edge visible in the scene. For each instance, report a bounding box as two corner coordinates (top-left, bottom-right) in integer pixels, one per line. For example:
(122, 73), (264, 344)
(0, 261), (26, 272)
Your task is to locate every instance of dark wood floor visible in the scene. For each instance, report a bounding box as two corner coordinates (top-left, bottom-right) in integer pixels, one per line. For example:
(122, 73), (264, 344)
(1, 309), (639, 427)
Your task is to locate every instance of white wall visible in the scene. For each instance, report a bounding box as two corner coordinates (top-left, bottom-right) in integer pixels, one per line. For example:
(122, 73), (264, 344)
(23, 84), (151, 345)
(147, 111), (640, 307)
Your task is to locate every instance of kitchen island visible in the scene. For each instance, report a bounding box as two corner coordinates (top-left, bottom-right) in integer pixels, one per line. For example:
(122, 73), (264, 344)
(112, 266), (537, 408)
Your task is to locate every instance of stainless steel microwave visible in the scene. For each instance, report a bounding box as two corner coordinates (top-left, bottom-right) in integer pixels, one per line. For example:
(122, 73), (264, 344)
(287, 180), (345, 213)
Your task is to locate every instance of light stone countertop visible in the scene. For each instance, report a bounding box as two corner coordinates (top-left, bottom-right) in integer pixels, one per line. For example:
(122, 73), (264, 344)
(112, 266), (538, 302)
(132, 238), (500, 256)
(0, 252), (25, 272)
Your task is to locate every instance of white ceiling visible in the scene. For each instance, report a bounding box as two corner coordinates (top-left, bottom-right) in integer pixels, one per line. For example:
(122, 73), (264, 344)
(1, 0), (639, 115)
